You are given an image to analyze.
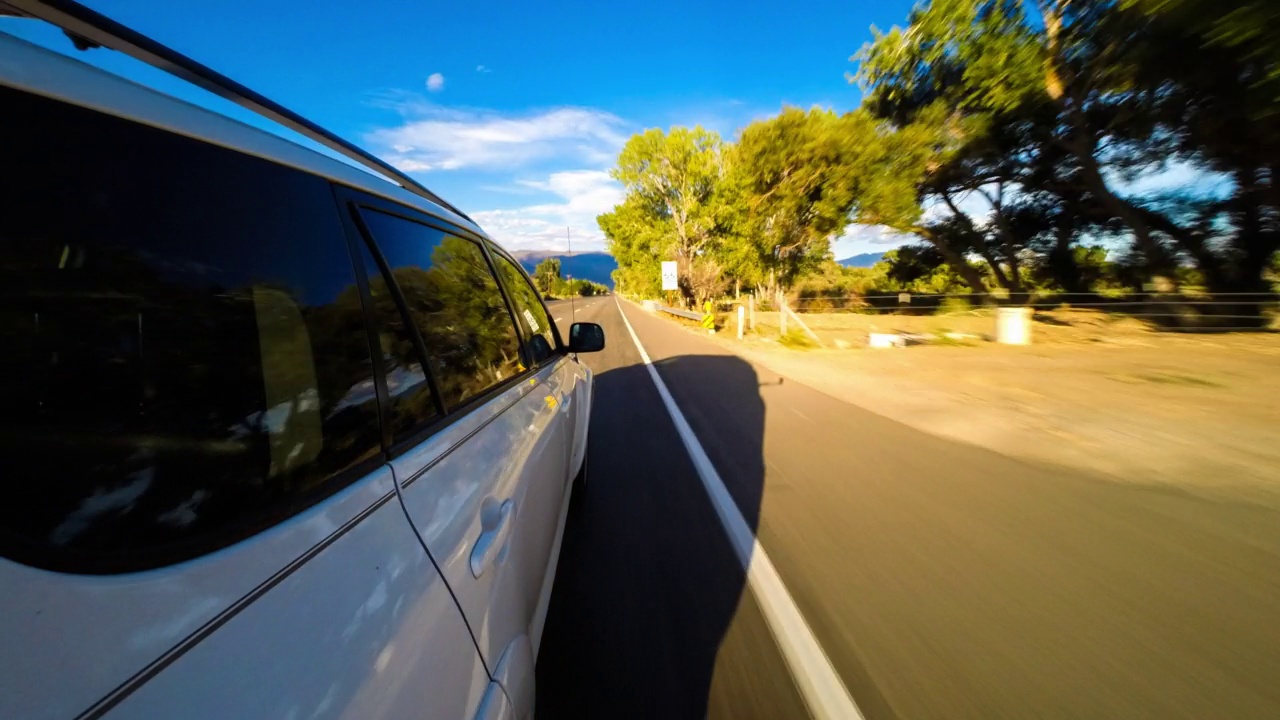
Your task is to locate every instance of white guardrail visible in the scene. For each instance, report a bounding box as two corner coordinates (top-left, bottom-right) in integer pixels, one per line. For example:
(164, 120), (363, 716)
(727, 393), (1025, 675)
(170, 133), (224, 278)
(659, 305), (703, 321)
(641, 299), (703, 321)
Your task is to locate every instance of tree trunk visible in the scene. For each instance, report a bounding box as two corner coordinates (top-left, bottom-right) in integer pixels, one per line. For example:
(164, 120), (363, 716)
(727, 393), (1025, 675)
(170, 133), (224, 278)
(1134, 206), (1225, 290)
(1051, 219), (1084, 293)
(1041, 6), (1177, 283)
(976, 244), (1012, 289)
(1232, 169), (1278, 293)
(940, 191), (1001, 293)
(1006, 249), (1026, 300)
(1041, 0), (1066, 100)
(1071, 137), (1174, 278)
(918, 227), (989, 294)
(984, 200), (1026, 298)
(1269, 163), (1280, 212)
(1049, 81), (1177, 279)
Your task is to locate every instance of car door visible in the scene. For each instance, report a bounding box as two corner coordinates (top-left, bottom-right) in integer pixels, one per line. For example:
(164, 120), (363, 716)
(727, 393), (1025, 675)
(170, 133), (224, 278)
(343, 199), (569, 717)
(97, 468), (502, 720)
(486, 249), (586, 651)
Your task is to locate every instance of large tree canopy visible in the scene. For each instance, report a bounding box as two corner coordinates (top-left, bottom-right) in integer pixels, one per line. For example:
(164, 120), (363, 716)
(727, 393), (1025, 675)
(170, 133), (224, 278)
(602, 126), (739, 303)
(733, 108), (872, 291)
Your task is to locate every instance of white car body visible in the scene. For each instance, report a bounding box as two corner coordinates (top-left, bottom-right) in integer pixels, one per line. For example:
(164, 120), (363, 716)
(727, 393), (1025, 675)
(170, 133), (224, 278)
(0, 28), (591, 720)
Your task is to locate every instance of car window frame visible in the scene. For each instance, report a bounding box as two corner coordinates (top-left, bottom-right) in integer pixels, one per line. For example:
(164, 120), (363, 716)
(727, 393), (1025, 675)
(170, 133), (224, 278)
(487, 243), (566, 366)
(331, 184), (542, 461)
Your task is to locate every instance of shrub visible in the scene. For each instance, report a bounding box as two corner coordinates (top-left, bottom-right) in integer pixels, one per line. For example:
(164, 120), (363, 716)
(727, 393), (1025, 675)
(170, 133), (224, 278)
(778, 329), (818, 349)
(935, 296), (972, 316)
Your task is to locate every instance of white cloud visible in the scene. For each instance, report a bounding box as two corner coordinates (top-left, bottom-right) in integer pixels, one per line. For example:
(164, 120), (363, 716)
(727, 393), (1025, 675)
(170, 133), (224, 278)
(425, 73), (445, 92)
(476, 65), (492, 73)
(367, 103), (628, 173)
(472, 170), (624, 252)
(843, 224), (913, 245)
(830, 223), (915, 259)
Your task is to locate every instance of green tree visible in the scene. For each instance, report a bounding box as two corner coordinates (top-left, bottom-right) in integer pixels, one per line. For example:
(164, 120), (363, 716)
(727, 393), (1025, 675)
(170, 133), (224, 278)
(599, 194), (670, 298)
(1117, 0), (1280, 291)
(532, 257), (561, 294)
(841, 104), (996, 293)
(733, 108), (871, 293)
(853, 0), (1280, 295)
(852, 0), (1077, 294)
(608, 126), (734, 304)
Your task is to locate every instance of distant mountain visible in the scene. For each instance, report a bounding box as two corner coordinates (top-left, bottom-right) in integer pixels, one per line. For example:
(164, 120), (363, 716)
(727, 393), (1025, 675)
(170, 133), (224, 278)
(837, 252), (885, 268)
(512, 251), (617, 288)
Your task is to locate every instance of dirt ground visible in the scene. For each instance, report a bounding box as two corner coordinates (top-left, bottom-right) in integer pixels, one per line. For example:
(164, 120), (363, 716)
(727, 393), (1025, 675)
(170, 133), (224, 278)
(699, 307), (1280, 506)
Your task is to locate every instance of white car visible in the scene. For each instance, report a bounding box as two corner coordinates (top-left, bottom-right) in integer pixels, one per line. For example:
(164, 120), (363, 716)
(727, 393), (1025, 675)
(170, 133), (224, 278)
(0, 4), (602, 719)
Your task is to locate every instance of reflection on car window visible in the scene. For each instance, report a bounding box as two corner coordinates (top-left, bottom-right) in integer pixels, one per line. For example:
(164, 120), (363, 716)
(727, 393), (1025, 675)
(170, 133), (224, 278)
(353, 237), (439, 442)
(0, 88), (382, 573)
(359, 211), (523, 409)
(493, 251), (558, 364)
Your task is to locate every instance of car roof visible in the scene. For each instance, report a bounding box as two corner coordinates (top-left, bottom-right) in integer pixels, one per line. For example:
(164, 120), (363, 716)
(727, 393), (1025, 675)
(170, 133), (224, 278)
(0, 29), (487, 238)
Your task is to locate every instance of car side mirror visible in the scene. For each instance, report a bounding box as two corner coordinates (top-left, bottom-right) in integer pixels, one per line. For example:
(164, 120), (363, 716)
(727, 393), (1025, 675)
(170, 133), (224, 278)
(567, 322), (605, 353)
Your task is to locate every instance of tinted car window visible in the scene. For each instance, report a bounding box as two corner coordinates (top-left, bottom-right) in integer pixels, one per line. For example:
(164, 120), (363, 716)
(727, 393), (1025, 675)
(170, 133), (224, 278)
(492, 252), (559, 364)
(358, 211), (524, 408)
(0, 88), (383, 573)
(353, 237), (440, 441)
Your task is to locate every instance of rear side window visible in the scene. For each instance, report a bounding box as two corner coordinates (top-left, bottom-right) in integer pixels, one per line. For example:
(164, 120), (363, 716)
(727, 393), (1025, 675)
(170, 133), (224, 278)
(359, 211), (524, 409)
(492, 252), (559, 364)
(352, 236), (440, 442)
(0, 88), (382, 573)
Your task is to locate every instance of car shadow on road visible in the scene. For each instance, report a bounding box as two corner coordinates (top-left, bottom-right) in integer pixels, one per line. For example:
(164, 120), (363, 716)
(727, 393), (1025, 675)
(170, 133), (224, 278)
(535, 353), (793, 719)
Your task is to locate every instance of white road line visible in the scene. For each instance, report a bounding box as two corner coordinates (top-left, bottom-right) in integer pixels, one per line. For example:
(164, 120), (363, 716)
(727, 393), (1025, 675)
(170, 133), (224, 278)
(790, 407), (813, 423)
(612, 297), (863, 720)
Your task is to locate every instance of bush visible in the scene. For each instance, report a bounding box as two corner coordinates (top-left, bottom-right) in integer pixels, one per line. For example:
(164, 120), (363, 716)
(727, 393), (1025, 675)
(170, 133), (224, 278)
(802, 296), (836, 312)
(778, 329), (818, 349)
(934, 296), (972, 315)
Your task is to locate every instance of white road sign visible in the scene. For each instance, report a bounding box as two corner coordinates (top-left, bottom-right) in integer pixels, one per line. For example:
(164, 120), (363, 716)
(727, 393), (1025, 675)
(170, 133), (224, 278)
(661, 261), (678, 291)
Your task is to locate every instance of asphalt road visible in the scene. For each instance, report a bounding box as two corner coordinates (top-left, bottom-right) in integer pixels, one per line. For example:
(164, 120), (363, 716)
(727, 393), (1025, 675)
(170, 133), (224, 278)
(536, 296), (1280, 720)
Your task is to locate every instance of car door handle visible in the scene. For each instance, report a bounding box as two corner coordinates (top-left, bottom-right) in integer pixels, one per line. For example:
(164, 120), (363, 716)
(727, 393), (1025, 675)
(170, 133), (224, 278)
(470, 498), (515, 578)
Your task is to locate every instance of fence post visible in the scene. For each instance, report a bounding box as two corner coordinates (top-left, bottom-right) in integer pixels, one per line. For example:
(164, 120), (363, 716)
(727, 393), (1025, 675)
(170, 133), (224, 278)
(779, 292), (788, 336)
(748, 293), (756, 331)
(737, 305), (745, 340)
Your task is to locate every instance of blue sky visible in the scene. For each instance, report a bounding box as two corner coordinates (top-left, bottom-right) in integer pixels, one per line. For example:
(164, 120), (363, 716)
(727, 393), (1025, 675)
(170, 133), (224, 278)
(2, 0), (922, 257)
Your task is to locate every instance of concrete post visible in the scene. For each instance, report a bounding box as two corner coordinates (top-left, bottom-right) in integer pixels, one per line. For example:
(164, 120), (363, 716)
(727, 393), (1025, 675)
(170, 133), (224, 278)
(996, 306), (1032, 345)
(737, 305), (745, 340)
